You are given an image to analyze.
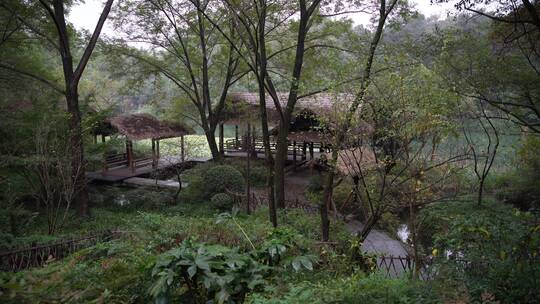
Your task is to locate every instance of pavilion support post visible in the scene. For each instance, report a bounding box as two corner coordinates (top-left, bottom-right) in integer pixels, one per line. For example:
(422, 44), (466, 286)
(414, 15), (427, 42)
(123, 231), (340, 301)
(251, 125), (257, 158)
(101, 135), (106, 143)
(156, 139), (160, 159)
(219, 123), (224, 156)
(126, 140), (134, 172)
(302, 142), (307, 161)
(93, 135), (97, 144)
(293, 141), (297, 170)
(235, 125), (239, 148)
(181, 135), (185, 162)
(309, 142), (314, 159)
(151, 139), (157, 169)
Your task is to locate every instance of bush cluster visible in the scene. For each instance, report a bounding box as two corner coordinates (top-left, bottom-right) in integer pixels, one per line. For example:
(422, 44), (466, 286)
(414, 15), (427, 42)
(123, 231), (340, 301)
(180, 163), (244, 208)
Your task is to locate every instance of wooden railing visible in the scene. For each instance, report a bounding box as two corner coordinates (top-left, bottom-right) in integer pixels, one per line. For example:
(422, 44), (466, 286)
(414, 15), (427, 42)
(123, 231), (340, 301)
(224, 138), (325, 158)
(102, 153), (155, 172)
(102, 152), (128, 171)
(0, 230), (122, 272)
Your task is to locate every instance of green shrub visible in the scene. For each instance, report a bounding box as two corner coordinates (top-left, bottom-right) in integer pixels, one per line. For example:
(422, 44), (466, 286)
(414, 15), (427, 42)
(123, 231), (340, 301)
(204, 165), (244, 196)
(306, 175), (323, 193)
(211, 193), (234, 211)
(179, 164), (244, 204)
(0, 207), (37, 238)
(420, 200), (540, 303)
(340, 273), (440, 303)
(246, 272), (441, 304)
(246, 165), (268, 187)
(0, 239), (154, 303)
(485, 135), (540, 211)
(332, 181), (354, 215)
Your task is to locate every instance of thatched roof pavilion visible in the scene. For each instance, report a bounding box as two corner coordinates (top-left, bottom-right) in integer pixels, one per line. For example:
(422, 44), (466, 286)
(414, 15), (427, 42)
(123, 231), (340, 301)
(92, 113), (193, 140)
(108, 113), (193, 140)
(92, 113), (194, 173)
(219, 92), (372, 159)
(222, 92), (357, 125)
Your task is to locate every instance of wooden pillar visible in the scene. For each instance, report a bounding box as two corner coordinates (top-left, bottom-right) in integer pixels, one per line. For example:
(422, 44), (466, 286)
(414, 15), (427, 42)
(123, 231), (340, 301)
(219, 123), (224, 156)
(292, 141), (297, 169)
(101, 135), (106, 143)
(93, 135), (97, 144)
(302, 142), (307, 161)
(156, 139), (160, 159)
(251, 125), (257, 158)
(126, 139), (134, 172)
(181, 135), (185, 162)
(151, 139), (157, 168)
(235, 125), (239, 148)
(309, 142), (314, 159)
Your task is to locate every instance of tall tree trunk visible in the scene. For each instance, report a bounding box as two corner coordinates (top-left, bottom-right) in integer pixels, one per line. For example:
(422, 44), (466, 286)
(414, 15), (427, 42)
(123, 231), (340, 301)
(270, 1), (313, 209)
(273, 122), (290, 209)
(319, 0), (395, 241)
(477, 177), (485, 207)
(256, 0), (277, 227)
(66, 88), (89, 217)
(205, 126), (221, 160)
(320, 169), (335, 241)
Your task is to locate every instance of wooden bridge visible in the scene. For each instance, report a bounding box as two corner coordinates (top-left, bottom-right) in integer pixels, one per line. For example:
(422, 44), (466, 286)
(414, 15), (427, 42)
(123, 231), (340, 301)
(223, 138), (325, 162)
(86, 155), (211, 182)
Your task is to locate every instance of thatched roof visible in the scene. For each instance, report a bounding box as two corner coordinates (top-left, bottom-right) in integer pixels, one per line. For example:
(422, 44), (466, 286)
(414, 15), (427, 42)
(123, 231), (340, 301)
(330, 147), (378, 177)
(105, 113), (194, 140)
(222, 92), (357, 125)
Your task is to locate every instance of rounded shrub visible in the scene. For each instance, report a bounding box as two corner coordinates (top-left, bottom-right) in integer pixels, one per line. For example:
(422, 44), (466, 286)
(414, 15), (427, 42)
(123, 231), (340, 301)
(247, 165), (268, 187)
(210, 193), (234, 211)
(203, 165), (244, 198)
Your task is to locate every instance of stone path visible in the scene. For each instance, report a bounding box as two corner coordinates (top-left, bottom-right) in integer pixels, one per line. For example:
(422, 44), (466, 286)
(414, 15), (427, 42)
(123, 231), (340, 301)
(346, 220), (410, 257)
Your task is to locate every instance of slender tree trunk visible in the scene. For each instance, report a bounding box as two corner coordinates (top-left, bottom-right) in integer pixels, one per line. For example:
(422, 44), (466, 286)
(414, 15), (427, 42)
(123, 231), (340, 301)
(270, 3), (312, 210)
(319, 0), (395, 241)
(66, 87), (89, 217)
(359, 214), (379, 241)
(477, 177), (485, 207)
(320, 191), (331, 241)
(274, 123), (289, 208)
(320, 169), (335, 241)
(204, 126), (221, 160)
(256, 0), (277, 227)
(409, 198), (420, 279)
